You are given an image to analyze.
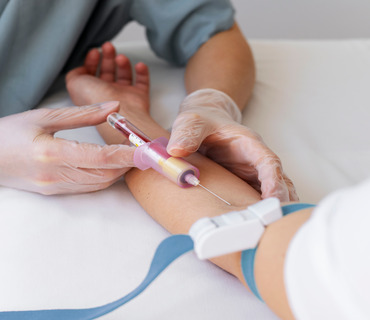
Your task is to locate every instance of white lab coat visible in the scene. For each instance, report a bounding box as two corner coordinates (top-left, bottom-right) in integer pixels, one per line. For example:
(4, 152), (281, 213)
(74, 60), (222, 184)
(285, 179), (370, 319)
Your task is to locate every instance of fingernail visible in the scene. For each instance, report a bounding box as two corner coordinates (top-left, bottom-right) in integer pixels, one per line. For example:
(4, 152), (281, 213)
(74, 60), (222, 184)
(166, 144), (176, 152)
(167, 147), (184, 157)
(167, 146), (178, 153)
(90, 101), (119, 109)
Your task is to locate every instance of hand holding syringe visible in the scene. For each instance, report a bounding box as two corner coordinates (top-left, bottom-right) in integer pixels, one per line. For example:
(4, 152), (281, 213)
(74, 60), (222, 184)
(107, 113), (230, 205)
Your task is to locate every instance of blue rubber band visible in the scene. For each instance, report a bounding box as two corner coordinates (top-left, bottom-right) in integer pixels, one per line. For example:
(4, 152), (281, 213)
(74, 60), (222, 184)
(0, 234), (194, 320)
(241, 203), (315, 302)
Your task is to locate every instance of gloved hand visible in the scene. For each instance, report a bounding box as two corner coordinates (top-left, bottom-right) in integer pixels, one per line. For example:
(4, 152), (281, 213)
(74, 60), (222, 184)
(0, 101), (135, 195)
(167, 89), (298, 201)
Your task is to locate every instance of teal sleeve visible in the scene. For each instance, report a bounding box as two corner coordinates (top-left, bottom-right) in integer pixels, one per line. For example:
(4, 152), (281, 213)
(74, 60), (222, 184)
(0, 0), (234, 116)
(0, 0), (132, 117)
(0, 0), (98, 117)
(130, 0), (235, 66)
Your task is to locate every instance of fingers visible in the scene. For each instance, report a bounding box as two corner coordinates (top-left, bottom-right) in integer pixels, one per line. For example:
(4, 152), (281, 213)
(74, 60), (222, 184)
(283, 173), (300, 201)
(37, 169), (126, 195)
(134, 62), (150, 92)
(100, 42), (117, 82)
(167, 113), (211, 157)
(258, 162), (299, 202)
(38, 101), (120, 132)
(115, 55), (149, 90)
(56, 139), (136, 169)
(257, 156), (292, 202)
(116, 54), (133, 85)
(221, 131), (298, 202)
(73, 42), (150, 90)
(27, 134), (135, 195)
(58, 167), (126, 192)
(84, 48), (101, 75)
(60, 175), (123, 194)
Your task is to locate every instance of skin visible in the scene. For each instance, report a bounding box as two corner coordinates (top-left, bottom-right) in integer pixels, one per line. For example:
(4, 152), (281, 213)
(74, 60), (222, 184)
(66, 23), (298, 202)
(67, 22), (255, 142)
(185, 23), (255, 111)
(66, 44), (315, 319)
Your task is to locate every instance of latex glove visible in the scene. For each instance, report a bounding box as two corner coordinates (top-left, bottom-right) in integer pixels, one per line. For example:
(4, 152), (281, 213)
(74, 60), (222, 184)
(167, 89), (298, 201)
(0, 101), (135, 195)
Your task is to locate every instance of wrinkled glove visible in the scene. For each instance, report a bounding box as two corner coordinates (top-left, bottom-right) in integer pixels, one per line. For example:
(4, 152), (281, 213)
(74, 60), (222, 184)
(0, 101), (135, 195)
(167, 89), (298, 201)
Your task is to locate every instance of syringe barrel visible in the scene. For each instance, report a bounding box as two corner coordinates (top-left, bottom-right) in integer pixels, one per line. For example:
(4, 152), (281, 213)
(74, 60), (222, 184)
(133, 137), (199, 188)
(107, 113), (151, 146)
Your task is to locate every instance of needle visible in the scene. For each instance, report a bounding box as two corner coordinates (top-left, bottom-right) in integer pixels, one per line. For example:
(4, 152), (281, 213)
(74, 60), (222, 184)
(184, 174), (231, 206)
(198, 183), (231, 206)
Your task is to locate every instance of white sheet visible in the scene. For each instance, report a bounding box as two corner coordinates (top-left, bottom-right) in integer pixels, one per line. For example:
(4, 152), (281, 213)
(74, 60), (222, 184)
(0, 39), (369, 319)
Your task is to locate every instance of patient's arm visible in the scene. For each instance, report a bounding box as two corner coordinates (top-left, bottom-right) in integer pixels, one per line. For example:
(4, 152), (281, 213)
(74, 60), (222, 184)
(122, 117), (314, 320)
(125, 117), (261, 280)
(66, 47), (313, 319)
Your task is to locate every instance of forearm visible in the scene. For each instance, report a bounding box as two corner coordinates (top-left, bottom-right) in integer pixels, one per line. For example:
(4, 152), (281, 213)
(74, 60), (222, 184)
(185, 22), (255, 110)
(123, 118), (315, 319)
(120, 117), (260, 280)
(101, 114), (314, 318)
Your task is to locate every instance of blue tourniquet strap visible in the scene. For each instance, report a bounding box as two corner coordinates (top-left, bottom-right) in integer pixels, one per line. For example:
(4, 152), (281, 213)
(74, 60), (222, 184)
(0, 234), (194, 320)
(0, 203), (316, 318)
(241, 203), (315, 302)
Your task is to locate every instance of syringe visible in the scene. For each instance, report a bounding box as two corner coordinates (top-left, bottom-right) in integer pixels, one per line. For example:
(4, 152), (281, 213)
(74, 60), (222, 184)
(107, 113), (231, 205)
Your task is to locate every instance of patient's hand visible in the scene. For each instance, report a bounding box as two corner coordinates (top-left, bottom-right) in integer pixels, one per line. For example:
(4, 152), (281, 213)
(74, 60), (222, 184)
(66, 42), (150, 119)
(66, 42), (159, 144)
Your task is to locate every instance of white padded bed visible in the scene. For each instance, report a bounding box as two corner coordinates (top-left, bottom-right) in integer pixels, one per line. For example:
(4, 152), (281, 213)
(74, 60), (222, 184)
(0, 39), (369, 319)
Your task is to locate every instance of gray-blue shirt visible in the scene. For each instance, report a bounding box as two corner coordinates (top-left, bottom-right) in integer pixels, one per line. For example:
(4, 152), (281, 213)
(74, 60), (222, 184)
(0, 0), (234, 117)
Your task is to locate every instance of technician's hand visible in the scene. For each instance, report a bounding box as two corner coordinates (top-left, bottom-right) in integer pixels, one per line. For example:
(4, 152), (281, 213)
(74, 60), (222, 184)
(0, 101), (135, 195)
(167, 89), (298, 201)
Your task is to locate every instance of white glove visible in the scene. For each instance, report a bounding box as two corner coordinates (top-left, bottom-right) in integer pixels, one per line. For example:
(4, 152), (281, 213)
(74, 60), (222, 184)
(167, 89), (298, 201)
(0, 101), (135, 195)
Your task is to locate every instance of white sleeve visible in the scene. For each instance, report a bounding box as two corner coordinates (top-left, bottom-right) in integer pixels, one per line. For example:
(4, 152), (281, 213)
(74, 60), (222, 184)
(284, 178), (370, 320)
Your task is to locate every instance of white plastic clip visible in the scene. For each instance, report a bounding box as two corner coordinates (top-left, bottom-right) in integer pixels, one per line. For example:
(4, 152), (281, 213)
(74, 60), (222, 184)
(189, 198), (282, 259)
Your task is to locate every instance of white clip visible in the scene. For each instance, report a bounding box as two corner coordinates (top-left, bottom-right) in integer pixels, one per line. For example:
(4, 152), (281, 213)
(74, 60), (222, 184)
(189, 198), (282, 260)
